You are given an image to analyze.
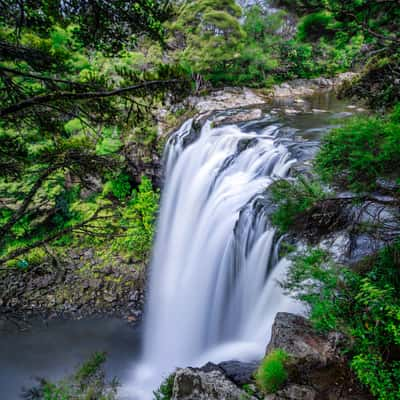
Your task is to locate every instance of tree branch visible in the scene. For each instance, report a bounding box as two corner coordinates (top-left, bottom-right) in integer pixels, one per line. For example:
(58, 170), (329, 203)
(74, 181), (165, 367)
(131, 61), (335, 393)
(0, 166), (56, 239)
(0, 79), (183, 117)
(0, 206), (109, 264)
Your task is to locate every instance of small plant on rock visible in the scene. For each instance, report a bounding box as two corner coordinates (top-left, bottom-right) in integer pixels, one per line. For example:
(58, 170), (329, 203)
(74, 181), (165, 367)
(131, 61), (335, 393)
(255, 349), (289, 394)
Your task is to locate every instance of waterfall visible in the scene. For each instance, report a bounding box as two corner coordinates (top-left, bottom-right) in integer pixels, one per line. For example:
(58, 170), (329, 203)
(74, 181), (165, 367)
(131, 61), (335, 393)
(127, 117), (301, 399)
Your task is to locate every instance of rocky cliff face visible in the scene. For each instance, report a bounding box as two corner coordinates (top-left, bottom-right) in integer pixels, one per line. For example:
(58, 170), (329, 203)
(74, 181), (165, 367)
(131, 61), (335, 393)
(0, 249), (144, 322)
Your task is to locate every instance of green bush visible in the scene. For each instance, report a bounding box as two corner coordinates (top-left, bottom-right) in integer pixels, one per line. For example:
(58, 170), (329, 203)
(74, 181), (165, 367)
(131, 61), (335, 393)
(297, 11), (337, 42)
(153, 374), (174, 400)
(113, 176), (159, 261)
(283, 241), (400, 399)
(270, 176), (326, 233)
(22, 352), (119, 400)
(315, 113), (400, 191)
(255, 349), (289, 394)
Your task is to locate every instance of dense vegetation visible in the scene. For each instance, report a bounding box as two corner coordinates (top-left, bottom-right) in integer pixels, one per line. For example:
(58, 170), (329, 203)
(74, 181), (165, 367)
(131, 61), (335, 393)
(0, 1), (188, 269)
(271, 105), (400, 399)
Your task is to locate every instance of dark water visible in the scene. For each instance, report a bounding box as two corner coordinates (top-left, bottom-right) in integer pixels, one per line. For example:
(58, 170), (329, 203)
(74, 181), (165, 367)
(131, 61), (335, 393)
(0, 319), (141, 400)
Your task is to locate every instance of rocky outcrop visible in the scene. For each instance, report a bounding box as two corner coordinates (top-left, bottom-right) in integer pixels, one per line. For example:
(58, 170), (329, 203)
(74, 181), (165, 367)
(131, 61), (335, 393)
(287, 193), (399, 264)
(0, 249), (144, 322)
(265, 313), (371, 400)
(188, 88), (267, 117)
(123, 142), (163, 189)
(271, 73), (358, 98)
(218, 360), (259, 386)
(171, 364), (257, 400)
(267, 313), (344, 369)
(166, 313), (371, 399)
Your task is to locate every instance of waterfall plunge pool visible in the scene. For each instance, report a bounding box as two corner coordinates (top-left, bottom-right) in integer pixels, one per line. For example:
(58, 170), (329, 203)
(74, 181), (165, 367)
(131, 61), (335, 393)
(0, 319), (141, 400)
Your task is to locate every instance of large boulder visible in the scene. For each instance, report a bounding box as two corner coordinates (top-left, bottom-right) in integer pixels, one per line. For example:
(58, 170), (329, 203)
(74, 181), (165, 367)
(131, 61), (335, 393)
(172, 364), (257, 400)
(266, 312), (344, 369)
(265, 313), (371, 400)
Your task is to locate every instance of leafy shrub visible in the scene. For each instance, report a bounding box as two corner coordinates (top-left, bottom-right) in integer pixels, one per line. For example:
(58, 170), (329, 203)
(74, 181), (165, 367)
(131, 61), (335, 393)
(113, 176), (159, 261)
(21, 352), (119, 400)
(153, 374), (174, 400)
(315, 114), (400, 191)
(270, 176), (326, 233)
(297, 11), (337, 42)
(103, 173), (132, 201)
(283, 241), (400, 399)
(255, 349), (289, 394)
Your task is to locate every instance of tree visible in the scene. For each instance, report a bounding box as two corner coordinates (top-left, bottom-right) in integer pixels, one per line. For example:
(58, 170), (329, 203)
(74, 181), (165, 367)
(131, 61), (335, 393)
(168, 0), (245, 87)
(0, 1), (188, 265)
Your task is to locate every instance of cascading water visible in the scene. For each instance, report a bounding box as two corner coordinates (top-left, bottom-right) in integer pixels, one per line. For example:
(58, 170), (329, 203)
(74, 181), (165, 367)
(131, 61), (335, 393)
(128, 116), (302, 398)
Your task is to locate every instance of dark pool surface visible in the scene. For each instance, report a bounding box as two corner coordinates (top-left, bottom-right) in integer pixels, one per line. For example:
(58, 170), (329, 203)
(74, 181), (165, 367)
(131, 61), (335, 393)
(0, 319), (141, 400)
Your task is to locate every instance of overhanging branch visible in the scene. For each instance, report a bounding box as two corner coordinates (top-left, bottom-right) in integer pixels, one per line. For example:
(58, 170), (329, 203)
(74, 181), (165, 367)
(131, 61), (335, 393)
(0, 79), (184, 117)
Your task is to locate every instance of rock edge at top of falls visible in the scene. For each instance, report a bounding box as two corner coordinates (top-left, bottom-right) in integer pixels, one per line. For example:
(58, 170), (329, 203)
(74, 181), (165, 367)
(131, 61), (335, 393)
(157, 72), (359, 136)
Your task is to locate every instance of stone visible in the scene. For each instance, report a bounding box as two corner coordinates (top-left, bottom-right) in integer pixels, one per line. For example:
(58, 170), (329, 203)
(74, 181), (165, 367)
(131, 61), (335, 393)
(172, 367), (257, 400)
(278, 384), (317, 400)
(265, 313), (371, 399)
(266, 313), (343, 369)
(214, 108), (263, 126)
(264, 385), (316, 400)
(218, 360), (259, 386)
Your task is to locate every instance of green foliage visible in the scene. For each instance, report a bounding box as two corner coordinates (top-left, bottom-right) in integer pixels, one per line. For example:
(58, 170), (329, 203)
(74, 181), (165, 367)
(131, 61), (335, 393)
(315, 112), (400, 191)
(270, 176), (326, 233)
(0, 1), (183, 265)
(283, 241), (400, 399)
(170, 0), (244, 81)
(297, 11), (337, 42)
(113, 176), (159, 261)
(75, 352), (107, 382)
(255, 349), (289, 394)
(22, 352), (119, 400)
(153, 374), (174, 400)
(103, 173), (132, 201)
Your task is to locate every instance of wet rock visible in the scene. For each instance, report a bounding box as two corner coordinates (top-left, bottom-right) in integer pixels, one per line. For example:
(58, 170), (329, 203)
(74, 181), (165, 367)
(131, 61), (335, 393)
(272, 73), (358, 98)
(188, 88), (267, 117)
(214, 108), (263, 126)
(265, 384), (317, 400)
(266, 313), (371, 400)
(218, 360), (259, 386)
(172, 366), (257, 400)
(267, 313), (344, 369)
(0, 248), (144, 322)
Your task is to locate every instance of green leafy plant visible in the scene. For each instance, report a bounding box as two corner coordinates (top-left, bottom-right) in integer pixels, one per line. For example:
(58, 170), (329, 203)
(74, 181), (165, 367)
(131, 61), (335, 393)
(153, 374), (174, 400)
(255, 349), (289, 394)
(282, 241), (400, 399)
(315, 113), (400, 191)
(22, 352), (119, 400)
(270, 176), (326, 233)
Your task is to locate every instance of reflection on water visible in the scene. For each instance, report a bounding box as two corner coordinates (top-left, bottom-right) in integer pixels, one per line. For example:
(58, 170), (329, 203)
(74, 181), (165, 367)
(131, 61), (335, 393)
(0, 319), (141, 400)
